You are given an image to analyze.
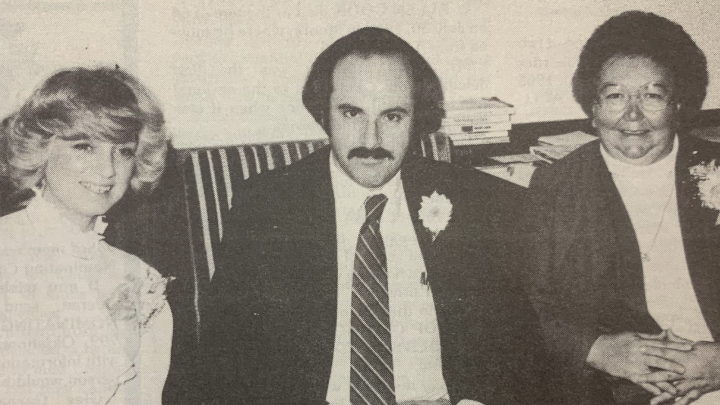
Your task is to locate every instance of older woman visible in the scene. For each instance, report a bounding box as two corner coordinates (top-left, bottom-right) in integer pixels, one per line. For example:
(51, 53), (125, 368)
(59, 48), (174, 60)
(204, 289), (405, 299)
(0, 68), (172, 404)
(524, 11), (720, 405)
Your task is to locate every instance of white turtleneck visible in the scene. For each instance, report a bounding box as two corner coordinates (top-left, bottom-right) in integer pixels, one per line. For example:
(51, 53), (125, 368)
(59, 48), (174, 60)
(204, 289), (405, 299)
(601, 138), (718, 403)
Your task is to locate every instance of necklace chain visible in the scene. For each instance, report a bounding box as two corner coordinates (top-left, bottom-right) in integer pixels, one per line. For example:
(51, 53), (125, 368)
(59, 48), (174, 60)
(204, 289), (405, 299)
(641, 173), (675, 262)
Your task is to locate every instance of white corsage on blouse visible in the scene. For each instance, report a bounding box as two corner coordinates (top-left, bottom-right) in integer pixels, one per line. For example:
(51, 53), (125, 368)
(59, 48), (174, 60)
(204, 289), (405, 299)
(690, 159), (720, 225)
(105, 268), (174, 330)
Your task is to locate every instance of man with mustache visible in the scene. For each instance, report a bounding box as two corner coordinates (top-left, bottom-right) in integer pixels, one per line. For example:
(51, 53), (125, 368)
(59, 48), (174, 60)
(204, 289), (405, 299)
(203, 27), (553, 405)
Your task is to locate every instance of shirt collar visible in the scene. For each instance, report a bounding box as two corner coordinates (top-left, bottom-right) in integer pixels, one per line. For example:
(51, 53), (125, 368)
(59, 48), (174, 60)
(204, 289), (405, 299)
(601, 135), (679, 177)
(329, 150), (403, 212)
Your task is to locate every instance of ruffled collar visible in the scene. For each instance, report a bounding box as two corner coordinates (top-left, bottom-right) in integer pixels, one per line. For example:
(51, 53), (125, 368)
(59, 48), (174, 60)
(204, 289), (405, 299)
(24, 195), (108, 259)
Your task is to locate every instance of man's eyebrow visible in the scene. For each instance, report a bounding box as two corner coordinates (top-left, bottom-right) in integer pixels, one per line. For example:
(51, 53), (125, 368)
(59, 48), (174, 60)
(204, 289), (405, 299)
(381, 106), (410, 115)
(337, 103), (361, 110)
(335, 104), (410, 115)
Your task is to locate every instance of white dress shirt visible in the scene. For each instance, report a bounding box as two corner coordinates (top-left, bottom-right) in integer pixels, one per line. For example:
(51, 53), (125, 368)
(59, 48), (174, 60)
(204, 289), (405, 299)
(326, 152), (449, 404)
(602, 138), (719, 404)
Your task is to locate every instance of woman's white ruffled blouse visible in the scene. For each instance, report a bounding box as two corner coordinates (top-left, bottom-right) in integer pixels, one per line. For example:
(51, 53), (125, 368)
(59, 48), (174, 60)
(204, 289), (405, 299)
(0, 196), (172, 405)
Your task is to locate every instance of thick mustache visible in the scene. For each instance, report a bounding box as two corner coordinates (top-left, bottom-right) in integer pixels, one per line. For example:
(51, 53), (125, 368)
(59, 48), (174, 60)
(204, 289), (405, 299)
(348, 147), (394, 160)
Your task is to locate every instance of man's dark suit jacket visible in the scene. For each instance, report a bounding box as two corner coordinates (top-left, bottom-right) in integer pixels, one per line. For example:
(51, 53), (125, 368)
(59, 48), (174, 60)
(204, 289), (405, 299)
(202, 146), (553, 405)
(523, 135), (720, 405)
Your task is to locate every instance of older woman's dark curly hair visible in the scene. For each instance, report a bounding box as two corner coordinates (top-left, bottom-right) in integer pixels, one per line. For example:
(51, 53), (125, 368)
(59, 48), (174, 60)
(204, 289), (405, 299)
(572, 11), (708, 123)
(0, 67), (168, 199)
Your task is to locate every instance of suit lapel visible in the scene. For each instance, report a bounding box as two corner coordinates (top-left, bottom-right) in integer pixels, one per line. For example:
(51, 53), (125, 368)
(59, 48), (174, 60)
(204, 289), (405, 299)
(676, 138), (720, 339)
(292, 149), (339, 396)
(401, 157), (437, 280)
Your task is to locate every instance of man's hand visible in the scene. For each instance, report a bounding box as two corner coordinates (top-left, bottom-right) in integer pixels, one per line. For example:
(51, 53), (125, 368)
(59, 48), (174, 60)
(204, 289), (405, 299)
(586, 331), (693, 395)
(639, 340), (720, 405)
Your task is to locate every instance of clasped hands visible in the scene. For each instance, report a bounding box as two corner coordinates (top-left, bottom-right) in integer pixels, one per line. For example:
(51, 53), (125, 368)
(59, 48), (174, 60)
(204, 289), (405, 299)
(587, 330), (720, 405)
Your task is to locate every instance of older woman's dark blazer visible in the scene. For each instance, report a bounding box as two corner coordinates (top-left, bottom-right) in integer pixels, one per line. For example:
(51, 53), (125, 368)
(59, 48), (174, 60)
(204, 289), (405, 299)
(523, 135), (720, 405)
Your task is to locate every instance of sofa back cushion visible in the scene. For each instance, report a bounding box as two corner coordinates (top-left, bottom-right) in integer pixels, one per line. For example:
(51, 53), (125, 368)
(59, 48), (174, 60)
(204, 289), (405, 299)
(183, 140), (328, 282)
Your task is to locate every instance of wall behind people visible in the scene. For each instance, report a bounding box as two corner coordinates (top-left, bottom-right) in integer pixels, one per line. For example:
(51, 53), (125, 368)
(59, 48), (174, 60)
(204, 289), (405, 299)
(1, 0), (718, 148)
(0, 0), (137, 117)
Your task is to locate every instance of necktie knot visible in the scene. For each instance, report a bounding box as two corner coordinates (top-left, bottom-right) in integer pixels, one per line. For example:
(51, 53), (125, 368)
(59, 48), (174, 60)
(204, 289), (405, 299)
(364, 194), (388, 223)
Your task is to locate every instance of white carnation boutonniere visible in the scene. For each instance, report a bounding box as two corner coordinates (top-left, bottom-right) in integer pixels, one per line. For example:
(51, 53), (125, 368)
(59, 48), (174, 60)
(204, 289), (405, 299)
(419, 191), (452, 241)
(690, 159), (720, 225)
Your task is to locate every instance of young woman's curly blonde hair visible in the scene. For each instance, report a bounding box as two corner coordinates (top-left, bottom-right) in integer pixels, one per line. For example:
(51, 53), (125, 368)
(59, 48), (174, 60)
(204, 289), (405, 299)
(0, 67), (168, 200)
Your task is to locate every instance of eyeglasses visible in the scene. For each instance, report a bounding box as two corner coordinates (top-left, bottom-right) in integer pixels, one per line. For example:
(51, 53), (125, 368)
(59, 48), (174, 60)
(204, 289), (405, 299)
(596, 82), (673, 112)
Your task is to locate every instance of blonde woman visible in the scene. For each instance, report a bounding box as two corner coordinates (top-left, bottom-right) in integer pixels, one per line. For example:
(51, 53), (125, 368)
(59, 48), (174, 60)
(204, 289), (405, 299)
(0, 67), (172, 404)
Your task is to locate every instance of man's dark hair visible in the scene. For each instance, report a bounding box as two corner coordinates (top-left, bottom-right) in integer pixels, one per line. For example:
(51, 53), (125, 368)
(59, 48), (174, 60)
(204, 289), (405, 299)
(572, 11), (708, 123)
(302, 27), (444, 141)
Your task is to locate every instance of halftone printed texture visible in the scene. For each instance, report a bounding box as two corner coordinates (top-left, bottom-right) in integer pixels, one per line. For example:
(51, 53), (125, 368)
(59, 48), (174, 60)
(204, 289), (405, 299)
(351, 194), (396, 405)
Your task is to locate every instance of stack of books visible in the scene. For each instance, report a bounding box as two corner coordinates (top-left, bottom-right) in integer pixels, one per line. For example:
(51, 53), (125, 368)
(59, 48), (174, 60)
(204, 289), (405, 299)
(439, 97), (515, 146)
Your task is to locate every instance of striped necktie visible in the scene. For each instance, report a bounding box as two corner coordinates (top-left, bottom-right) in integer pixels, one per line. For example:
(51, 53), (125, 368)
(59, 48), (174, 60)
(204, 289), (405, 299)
(350, 193), (396, 405)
